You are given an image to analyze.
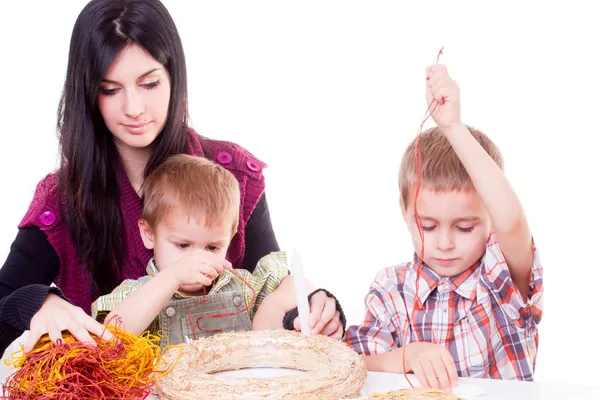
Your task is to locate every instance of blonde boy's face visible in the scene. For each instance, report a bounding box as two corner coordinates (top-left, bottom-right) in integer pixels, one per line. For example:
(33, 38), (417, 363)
(403, 189), (491, 277)
(139, 210), (233, 293)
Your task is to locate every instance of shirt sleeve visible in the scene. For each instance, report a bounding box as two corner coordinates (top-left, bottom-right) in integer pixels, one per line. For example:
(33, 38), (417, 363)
(0, 284), (69, 358)
(481, 233), (543, 326)
(0, 228), (60, 300)
(245, 251), (290, 318)
(345, 268), (405, 356)
(91, 279), (144, 321)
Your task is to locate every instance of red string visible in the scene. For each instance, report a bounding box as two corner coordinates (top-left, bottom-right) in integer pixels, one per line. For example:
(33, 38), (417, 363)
(401, 47), (508, 389)
(188, 268), (257, 338)
(400, 47), (444, 388)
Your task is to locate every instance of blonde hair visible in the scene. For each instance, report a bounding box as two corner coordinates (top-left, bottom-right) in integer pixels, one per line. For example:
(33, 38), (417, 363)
(141, 154), (240, 236)
(399, 126), (504, 210)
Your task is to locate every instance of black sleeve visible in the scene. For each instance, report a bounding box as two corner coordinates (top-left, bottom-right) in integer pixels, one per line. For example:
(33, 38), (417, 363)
(0, 227), (60, 300)
(241, 193), (280, 272)
(0, 284), (69, 358)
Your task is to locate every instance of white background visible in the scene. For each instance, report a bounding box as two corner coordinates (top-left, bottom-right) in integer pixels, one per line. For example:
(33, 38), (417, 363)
(1, 0), (599, 388)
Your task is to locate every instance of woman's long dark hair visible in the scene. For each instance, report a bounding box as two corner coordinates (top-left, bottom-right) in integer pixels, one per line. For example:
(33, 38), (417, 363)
(57, 0), (189, 296)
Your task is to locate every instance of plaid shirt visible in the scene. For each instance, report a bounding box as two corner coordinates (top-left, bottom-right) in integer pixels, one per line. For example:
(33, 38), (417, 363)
(91, 251), (290, 330)
(346, 233), (543, 380)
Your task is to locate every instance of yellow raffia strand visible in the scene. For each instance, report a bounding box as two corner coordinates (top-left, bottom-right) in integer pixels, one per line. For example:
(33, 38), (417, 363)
(2, 324), (183, 399)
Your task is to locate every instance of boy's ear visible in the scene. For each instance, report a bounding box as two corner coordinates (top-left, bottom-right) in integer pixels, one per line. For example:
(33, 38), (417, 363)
(400, 197), (408, 222)
(139, 219), (155, 250)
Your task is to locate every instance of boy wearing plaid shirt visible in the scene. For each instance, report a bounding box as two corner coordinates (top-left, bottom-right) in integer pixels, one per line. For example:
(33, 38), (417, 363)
(346, 65), (543, 390)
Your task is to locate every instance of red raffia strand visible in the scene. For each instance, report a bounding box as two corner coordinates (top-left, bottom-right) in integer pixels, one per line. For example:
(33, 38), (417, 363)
(1, 316), (180, 400)
(399, 47), (445, 388)
(188, 267), (258, 338)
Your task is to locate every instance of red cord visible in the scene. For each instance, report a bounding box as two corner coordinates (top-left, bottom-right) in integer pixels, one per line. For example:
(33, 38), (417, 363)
(188, 268), (258, 338)
(401, 47), (444, 387)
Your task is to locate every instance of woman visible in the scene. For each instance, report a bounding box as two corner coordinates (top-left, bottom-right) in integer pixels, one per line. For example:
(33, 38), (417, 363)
(0, 0), (344, 357)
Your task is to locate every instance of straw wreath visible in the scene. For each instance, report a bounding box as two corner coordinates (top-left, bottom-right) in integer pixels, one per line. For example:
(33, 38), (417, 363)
(154, 329), (367, 399)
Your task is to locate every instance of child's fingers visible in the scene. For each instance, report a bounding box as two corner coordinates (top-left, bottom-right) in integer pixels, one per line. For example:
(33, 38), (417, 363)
(426, 69), (442, 86)
(198, 264), (219, 279)
(412, 361), (432, 389)
(428, 78), (454, 99)
(429, 64), (448, 76)
(194, 272), (213, 286)
(212, 262), (225, 275)
(211, 259), (232, 274)
(429, 84), (446, 102)
(427, 72), (443, 88)
(424, 360), (442, 389)
(427, 68), (453, 90)
(441, 351), (459, 387)
(431, 356), (451, 391)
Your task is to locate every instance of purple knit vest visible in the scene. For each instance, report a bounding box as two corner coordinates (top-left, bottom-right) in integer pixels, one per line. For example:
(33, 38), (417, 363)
(18, 129), (266, 314)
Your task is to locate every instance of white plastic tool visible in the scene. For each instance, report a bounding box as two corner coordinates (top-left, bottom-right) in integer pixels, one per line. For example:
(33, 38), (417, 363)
(289, 249), (311, 335)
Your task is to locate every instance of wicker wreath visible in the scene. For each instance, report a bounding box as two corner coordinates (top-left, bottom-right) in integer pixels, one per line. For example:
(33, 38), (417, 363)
(154, 329), (368, 399)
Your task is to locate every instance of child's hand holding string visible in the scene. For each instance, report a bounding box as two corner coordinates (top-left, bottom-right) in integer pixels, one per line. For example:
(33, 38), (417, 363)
(426, 64), (462, 132)
(167, 249), (232, 288)
(101, 250), (232, 336)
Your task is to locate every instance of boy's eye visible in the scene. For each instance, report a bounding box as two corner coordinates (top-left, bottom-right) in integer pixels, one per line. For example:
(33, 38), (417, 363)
(457, 226), (474, 233)
(176, 243), (190, 249)
(206, 245), (219, 251)
(421, 225), (436, 232)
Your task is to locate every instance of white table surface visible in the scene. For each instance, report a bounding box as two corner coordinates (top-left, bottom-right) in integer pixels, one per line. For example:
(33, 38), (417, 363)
(144, 368), (600, 400)
(3, 335), (598, 400)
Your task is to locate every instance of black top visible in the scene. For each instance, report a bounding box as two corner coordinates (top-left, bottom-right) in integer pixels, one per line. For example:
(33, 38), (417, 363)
(0, 284), (69, 358)
(0, 194), (280, 357)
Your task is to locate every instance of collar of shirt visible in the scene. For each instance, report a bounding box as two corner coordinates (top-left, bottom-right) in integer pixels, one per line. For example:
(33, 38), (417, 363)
(411, 254), (481, 305)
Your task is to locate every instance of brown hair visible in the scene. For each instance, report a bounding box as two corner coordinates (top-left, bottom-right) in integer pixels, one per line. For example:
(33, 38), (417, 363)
(399, 126), (504, 210)
(141, 154), (240, 235)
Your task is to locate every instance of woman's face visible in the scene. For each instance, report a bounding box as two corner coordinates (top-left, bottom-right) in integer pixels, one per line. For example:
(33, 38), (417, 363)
(97, 43), (171, 156)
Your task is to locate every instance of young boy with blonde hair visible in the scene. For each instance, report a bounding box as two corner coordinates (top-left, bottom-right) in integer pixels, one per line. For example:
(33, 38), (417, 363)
(346, 65), (543, 390)
(92, 155), (345, 346)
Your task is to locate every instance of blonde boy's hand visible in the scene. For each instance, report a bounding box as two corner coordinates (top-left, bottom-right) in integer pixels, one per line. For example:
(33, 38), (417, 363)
(168, 250), (232, 287)
(426, 64), (462, 131)
(404, 342), (459, 391)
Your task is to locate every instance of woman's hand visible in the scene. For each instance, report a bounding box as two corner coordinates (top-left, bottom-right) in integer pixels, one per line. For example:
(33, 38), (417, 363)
(293, 290), (344, 339)
(24, 293), (114, 353)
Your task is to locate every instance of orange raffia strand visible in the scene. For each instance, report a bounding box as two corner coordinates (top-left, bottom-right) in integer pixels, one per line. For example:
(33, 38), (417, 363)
(1, 318), (182, 400)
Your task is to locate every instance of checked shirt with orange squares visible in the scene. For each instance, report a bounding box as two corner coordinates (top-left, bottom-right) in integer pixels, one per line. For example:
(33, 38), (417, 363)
(346, 233), (543, 380)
